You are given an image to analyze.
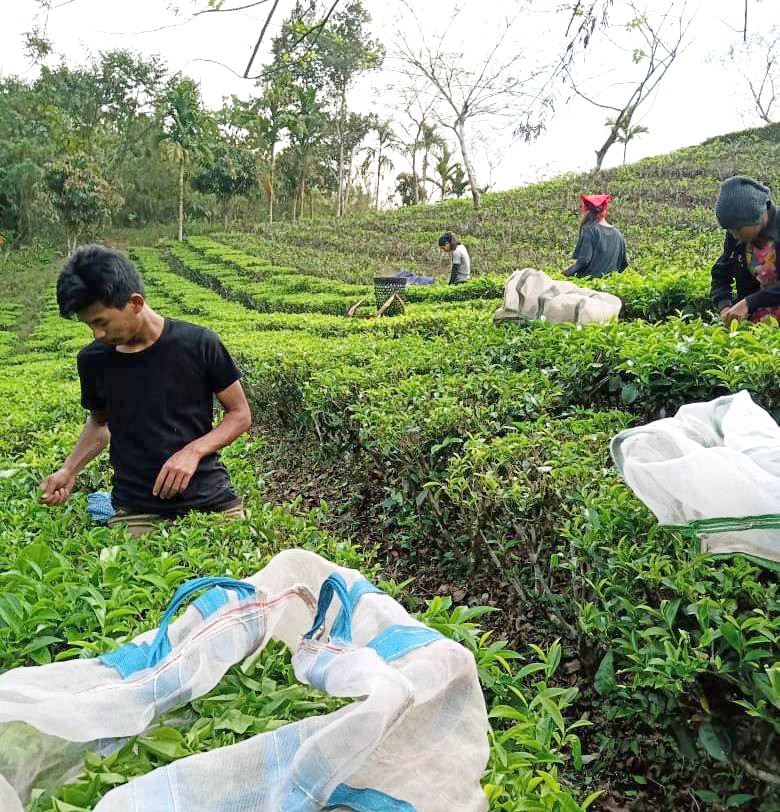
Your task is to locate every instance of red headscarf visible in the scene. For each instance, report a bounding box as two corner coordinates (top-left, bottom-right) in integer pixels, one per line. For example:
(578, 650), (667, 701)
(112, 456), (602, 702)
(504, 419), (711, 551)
(579, 194), (611, 219)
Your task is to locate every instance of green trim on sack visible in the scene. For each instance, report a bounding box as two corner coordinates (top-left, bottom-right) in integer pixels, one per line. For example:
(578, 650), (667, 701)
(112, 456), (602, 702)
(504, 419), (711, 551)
(687, 514), (780, 534)
(661, 513), (780, 572)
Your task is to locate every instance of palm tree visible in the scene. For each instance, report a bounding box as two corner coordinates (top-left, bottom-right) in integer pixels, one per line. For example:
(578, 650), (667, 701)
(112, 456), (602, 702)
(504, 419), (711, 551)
(362, 120), (397, 209)
(606, 117), (650, 165)
(157, 77), (212, 241)
(431, 143), (464, 201)
(419, 122), (445, 203)
(257, 76), (293, 224)
(286, 87), (324, 222)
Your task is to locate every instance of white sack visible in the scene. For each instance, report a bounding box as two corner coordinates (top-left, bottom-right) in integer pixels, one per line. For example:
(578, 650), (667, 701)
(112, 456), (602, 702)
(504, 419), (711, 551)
(611, 391), (780, 561)
(496, 268), (622, 326)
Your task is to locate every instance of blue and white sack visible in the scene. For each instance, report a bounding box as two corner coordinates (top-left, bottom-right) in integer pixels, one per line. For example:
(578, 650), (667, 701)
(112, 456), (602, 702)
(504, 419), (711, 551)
(0, 549), (490, 811)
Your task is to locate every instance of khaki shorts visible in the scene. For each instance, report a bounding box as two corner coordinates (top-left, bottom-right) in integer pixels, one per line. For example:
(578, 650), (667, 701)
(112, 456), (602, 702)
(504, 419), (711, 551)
(107, 501), (245, 538)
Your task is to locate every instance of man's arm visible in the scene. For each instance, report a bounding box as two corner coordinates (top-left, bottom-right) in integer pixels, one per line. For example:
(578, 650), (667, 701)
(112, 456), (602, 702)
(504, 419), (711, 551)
(745, 281), (780, 313)
(153, 380), (252, 500)
(39, 411), (110, 505)
(711, 234), (737, 313)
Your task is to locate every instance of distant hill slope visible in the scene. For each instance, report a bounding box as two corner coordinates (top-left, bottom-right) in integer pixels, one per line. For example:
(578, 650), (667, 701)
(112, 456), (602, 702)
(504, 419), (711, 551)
(226, 122), (780, 284)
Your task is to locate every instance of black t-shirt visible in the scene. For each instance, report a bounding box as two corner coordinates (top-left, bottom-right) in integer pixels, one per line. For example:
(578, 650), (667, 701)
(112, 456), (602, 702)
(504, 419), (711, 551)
(77, 318), (241, 515)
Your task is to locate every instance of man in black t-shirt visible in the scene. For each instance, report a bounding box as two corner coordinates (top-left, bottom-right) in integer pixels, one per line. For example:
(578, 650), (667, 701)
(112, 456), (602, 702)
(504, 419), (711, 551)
(39, 245), (252, 536)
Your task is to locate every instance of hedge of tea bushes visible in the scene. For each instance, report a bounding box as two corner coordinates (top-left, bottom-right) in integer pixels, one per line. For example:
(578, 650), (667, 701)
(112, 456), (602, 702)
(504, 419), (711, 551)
(179, 269), (780, 779)
(212, 230), (717, 323)
(167, 239), (372, 317)
(149, 224), (780, 760)
(0, 252), (601, 811)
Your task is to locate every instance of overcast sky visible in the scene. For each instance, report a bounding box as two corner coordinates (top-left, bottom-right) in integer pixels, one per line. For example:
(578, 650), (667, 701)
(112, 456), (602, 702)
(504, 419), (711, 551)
(1, 0), (775, 195)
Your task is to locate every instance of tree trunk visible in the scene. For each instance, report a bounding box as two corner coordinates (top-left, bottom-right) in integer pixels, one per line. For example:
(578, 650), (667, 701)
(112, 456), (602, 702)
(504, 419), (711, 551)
(594, 126), (621, 174)
(422, 150), (429, 204)
(344, 150), (354, 212)
(375, 144), (382, 209)
(623, 140), (628, 165)
(269, 141), (276, 224)
(336, 93), (347, 217)
(178, 157), (185, 241)
(455, 120), (480, 209)
(412, 121), (422, 205)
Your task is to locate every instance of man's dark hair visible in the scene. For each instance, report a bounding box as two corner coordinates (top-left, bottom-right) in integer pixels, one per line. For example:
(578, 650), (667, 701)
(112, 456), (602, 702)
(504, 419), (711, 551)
(57, 245), (145, 318)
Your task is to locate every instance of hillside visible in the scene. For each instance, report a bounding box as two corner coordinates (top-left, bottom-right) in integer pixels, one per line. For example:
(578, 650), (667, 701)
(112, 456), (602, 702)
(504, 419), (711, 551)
(226, 121), (780, 283)
(0, 123), (779, 810)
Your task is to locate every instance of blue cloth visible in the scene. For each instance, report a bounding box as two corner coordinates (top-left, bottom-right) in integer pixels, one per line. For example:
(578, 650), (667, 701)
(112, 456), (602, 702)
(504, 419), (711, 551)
(393, 270), (434, 286)
(87, 491), (116, 524)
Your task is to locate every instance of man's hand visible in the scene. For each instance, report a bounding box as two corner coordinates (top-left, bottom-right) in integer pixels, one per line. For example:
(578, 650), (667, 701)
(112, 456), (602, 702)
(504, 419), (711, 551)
(153, 445), (202, 499)
(39, 468), (76, 506)
(721, 299), (749, 327)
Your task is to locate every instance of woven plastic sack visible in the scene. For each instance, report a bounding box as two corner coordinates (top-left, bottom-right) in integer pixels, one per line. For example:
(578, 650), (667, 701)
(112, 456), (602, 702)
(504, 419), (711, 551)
(493, 268), (622, 326)
(611, 390), (780, 562)
(0, 549), (489, 811)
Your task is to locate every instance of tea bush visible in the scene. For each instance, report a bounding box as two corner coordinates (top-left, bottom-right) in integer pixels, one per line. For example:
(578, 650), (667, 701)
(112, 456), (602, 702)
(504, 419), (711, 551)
(3, 122), (780, 808)
(0, 254), (598, 811)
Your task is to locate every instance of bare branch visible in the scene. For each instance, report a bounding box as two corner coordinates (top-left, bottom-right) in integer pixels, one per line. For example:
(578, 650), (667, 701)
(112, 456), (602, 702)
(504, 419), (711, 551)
(192, 0), (274, 15)
(243, 0), (282, 78)
(568, 0), (696, 171)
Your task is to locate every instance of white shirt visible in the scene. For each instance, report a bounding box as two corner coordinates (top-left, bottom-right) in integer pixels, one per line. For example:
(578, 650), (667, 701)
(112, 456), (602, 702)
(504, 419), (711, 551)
(451, 244), (471, 281)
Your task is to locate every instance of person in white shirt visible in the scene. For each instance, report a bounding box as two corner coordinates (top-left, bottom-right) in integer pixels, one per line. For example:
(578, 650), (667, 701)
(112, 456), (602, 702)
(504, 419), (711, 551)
(438, 232), (471, 284)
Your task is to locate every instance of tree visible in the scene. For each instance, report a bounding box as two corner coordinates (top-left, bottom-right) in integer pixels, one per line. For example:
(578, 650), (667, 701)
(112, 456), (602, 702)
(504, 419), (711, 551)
(256, 76), (294, 223)
(361, 120), (396, 209)
(393, 85), (440, 206)
(395, 172), (426, 207)
(157, 76), (213, 241)
(397, 1), (544, 209)
(419, 122), (446, 205)
(450, 164), (470, 199)
(221, 79), (294, 224)
(428, 142), (468, 201)
(285, 86), (326, 222)
(719, 27), (779, 125)
(309, 0), (384, 216)
(568, 1), (695, 173)
(45, 155), (121, 253)
(191, 136), (257, 227)
(268, 0), (383, 217)
(606, 117), (650, 163)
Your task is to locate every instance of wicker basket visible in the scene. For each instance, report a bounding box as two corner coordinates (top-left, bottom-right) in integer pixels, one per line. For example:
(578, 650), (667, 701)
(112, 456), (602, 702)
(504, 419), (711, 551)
(373, 276), (408, 316)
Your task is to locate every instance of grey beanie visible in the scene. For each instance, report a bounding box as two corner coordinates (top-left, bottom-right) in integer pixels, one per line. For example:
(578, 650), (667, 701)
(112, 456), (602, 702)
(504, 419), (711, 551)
(715, 176), (770, 229)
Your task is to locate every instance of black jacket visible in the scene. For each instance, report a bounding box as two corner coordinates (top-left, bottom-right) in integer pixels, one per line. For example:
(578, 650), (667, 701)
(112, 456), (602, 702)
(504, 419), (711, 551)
(711, 202), (780, 313)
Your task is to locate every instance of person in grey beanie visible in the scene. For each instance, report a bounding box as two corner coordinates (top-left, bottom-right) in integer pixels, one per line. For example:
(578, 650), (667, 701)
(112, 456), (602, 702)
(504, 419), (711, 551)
(711, 175), (780, 326)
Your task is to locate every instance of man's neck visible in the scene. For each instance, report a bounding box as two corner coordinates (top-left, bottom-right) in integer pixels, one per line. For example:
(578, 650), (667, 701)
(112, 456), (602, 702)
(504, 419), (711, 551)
(117, 308), (165, 353)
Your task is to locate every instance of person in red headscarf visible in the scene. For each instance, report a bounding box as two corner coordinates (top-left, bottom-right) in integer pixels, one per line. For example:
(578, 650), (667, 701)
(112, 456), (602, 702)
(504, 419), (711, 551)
(563, 194), (628, 278)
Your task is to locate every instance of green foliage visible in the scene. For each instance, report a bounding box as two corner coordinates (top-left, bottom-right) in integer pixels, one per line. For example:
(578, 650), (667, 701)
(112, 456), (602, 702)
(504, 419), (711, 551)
(5, 121), (780, 808)
(191, 136), (257, 211)
(44, 155), (121, 251)
(0, 250), (597, 810)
